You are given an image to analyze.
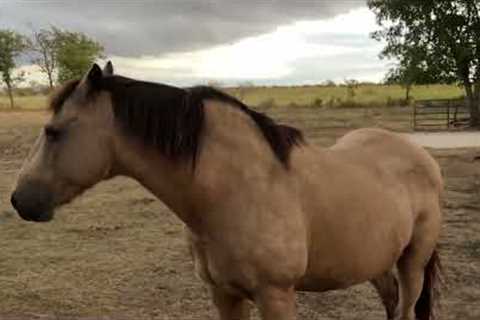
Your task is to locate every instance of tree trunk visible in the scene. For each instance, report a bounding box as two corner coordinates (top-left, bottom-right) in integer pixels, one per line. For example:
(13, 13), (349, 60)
(405, 83), (411, 101)
(47, 72), (54, 89)
(474, 82), (480, 102)
(464, 82), (479, 126)
(474, 82), (480, 126)
(44, 50), (54, 90)
(6, 83), (14, 109)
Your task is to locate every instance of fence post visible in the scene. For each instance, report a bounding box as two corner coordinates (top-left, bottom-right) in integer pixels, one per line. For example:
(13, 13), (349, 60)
(447, 100), (450, 129)
(454, 102), (458, 125)
(413, 103), (417, 130)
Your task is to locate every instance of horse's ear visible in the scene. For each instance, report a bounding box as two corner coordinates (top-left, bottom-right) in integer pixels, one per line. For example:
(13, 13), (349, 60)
(103, 61), (114, 76)
(85, 63), (103, 86)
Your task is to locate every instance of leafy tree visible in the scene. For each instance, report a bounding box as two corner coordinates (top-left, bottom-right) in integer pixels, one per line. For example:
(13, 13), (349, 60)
(0, 30), (27, 108)
(322, 80), (336, 87)
(28, 27), (58, 89)
(54, 29), (104, 83)
(369, 0), (480, 124)
(344, 79), (359, 100)
(236, 81), (254, 101)
(386, 68), (416, 101)
(383, 47), (444, 101)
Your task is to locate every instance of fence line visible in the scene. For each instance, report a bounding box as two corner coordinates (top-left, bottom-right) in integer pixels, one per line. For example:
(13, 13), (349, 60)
(413, 98), (469, 131)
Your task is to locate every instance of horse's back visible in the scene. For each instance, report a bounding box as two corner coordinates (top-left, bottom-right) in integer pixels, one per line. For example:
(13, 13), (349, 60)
(331, 128), (443, 195)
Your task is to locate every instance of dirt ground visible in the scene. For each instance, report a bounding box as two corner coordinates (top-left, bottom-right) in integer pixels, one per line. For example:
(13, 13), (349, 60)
(0, 108), (479, 319)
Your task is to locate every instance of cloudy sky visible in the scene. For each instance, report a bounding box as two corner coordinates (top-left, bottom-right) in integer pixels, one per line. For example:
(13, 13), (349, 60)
(0, 0), (389, 86)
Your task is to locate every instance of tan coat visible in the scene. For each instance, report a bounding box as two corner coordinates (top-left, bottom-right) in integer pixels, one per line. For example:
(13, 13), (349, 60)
(12, 64), (443, 320)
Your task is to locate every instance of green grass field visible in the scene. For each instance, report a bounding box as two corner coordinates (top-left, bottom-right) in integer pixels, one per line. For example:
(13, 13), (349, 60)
(227, 83), (464, 107)
(0, 83), (465, 110)
(0, 95), (46, 110)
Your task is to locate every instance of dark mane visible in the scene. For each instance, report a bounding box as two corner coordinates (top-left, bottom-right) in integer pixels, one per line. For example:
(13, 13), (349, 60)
(184, 86), (304, 166)
(101, 76), (205, 164)
(53, 75), (304, 168)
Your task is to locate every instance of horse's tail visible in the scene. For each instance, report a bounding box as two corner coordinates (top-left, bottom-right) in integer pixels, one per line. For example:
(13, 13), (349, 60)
(415, 249), (442, 320)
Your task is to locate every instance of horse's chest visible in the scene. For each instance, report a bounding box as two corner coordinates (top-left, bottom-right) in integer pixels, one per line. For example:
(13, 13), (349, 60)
(188, 222), (308, 297)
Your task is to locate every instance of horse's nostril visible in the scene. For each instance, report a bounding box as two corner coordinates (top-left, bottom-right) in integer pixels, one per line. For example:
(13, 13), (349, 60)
(10, 192), (18, 210)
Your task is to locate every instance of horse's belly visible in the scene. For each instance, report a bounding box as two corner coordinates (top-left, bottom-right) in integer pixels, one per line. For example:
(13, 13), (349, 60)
(295, 275), (354, 292)
(297, 249), (395, 292)
(301, 208), (412, 292)
(298, 245), (400, 292)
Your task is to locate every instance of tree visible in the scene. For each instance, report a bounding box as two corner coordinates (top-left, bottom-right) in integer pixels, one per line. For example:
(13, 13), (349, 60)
(54, 29), (104, 83)
(369, 0), (480, 125)
(0, 30), (26, 108)
(384, 52), (440, 101)
(344, 79), (359, 100)
(236, 81), (254, 101)
(28, 27), (58, 89)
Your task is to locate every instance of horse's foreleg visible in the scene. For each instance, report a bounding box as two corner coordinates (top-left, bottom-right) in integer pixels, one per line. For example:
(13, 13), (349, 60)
(188, 230), (250, 320)
(255, 286), (297, 320)
(211, 287), (251, 320)
(370, 270), (399, 320)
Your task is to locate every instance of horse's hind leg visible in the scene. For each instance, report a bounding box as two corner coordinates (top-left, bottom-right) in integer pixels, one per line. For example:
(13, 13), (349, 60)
(370, 270), (399, 319)
(396, 207), (441, 320)
(396, 249), (429, 320)
(212, 286), (251, 320)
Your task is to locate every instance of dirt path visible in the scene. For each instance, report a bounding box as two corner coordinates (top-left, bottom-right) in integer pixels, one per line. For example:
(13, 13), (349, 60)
(405, 132), (480, 148)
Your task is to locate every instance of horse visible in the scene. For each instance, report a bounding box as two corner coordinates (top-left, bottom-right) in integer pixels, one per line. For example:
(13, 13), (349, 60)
(11, 62), (443, 320)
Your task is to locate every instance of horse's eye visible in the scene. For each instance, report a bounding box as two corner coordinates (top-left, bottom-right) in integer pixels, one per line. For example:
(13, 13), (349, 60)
(44, 126), (62, 142)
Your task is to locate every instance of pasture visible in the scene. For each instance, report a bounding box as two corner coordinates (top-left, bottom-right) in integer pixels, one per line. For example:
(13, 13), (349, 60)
(0, 83), (465, 110)
(0, 104), (479, 319)
(227, 83), (464, 108)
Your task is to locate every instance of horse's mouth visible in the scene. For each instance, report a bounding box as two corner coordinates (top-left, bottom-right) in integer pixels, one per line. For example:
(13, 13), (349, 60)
(16, 207), (54, 223)
(30, 211), (54, 222)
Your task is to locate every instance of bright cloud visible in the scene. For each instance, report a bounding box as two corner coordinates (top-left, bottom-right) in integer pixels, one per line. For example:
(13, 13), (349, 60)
(20, 8), (388, 86)
(111, 8), (386, 85)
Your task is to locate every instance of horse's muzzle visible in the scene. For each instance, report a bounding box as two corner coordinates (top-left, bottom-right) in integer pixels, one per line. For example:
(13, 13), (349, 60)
(10, 182), (54, 222)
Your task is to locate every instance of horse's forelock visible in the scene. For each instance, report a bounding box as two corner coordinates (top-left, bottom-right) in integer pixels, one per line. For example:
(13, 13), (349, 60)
(49, 79), (81, 114)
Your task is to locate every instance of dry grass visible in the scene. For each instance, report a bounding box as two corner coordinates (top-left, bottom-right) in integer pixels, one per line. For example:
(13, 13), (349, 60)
(0, 108), (479, 319)
(0, 95), (46, 110)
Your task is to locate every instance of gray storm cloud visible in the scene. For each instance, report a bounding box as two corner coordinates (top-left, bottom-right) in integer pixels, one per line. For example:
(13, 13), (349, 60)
(0, 1), (365, 57)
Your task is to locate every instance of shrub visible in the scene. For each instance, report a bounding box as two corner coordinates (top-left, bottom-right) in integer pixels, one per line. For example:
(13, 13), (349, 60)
(311, 98), (323, 108)
(257, 98), (276, 109)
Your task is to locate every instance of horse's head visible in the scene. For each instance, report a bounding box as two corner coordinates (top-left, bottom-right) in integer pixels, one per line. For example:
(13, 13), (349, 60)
(11, 62), (116, 222)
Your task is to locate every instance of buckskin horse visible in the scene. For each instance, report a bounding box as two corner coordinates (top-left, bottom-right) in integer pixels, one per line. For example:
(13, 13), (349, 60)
(11, 62), (442, 320)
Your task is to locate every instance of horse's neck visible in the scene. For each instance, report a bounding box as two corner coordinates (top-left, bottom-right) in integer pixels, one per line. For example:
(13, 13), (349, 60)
(111, 102), (281, 232)
(112, 132), (200, 226)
